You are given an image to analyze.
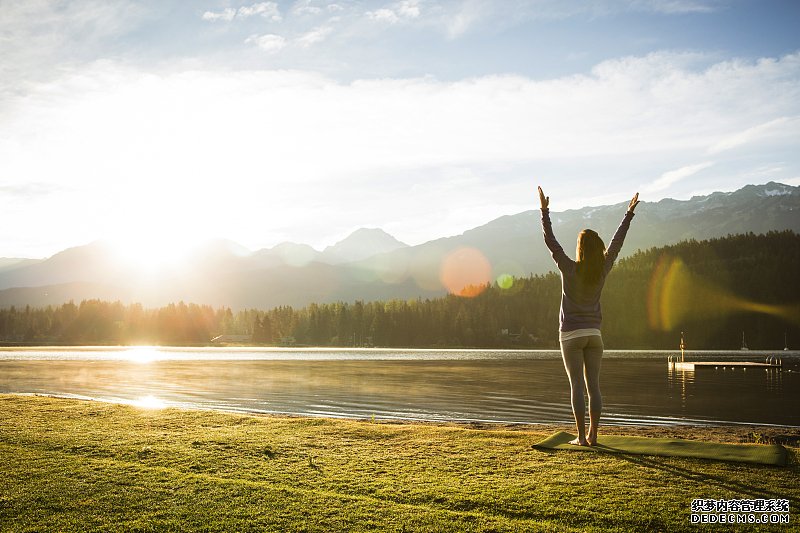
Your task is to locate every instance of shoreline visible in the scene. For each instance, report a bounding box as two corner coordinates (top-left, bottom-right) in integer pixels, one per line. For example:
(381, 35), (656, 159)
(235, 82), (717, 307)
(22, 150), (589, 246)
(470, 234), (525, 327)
(12, 392), (800, 447)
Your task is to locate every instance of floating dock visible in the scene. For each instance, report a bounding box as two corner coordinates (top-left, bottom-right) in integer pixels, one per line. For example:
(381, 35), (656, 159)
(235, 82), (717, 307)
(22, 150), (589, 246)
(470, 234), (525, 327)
(668, 333), (784, 370)
(669, 361), (782, 371)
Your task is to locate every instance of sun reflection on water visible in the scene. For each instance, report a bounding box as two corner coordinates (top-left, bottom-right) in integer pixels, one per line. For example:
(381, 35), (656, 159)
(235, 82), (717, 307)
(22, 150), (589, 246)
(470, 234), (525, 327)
(125, 346), (162, 364)
(131, 395), (167, 409)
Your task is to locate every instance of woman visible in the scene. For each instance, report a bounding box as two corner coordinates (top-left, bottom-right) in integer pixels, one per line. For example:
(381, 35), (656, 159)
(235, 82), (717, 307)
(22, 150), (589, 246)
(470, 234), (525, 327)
(538, 186), (639, 446)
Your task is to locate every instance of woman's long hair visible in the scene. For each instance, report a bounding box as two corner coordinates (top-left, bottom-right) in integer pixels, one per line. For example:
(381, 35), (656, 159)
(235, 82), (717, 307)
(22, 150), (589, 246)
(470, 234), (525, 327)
(575, 229), (606, 284)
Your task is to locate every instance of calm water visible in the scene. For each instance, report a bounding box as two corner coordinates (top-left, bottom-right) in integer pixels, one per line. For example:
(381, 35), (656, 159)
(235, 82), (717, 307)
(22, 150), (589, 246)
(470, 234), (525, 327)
(1, 348), (798, 427)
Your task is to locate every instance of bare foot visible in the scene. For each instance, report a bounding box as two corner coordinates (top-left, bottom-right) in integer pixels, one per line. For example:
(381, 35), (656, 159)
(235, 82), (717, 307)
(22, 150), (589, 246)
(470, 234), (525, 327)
(568, 437), (589, 446)
(588, 428), (598, 446)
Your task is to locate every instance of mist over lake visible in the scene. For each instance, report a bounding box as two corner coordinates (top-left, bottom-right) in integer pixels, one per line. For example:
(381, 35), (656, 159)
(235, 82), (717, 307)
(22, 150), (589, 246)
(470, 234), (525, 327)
(2, 348), (797, 427)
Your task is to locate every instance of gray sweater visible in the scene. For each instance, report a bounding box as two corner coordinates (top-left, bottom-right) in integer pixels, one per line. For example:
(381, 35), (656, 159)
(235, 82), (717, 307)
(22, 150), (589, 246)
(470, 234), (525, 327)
(541, 208), (635, 332)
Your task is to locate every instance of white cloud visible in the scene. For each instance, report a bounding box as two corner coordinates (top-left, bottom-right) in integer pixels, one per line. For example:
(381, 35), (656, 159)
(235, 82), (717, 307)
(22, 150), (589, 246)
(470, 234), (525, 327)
(298, 26), (334, 47)
(204, 2), (282, 22)
(636, 0), (717, 14)
(439, 0), (490, 39)
(367, 0), (422, 25)
(245, 33), (287, 52)
(292, 1), (324, 16)
(238, 2), (282, 21)
(1, 51), (798, 255)
(360, 0), (721, 40)
(707, 117), (796, 154)
(397, 0), (422, 18)
(367, 8), (400, 23)
(0, 0), (143, 94)
(202, 8), (236, 22)
(644, 162), (715, 193)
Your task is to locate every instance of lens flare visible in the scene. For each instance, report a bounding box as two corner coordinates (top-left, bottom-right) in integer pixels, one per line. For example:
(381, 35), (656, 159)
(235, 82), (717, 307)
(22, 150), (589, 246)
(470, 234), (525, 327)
(647, 254), (800, 331)
(497, 273), (514, 290)
(440, 247), (492, 297)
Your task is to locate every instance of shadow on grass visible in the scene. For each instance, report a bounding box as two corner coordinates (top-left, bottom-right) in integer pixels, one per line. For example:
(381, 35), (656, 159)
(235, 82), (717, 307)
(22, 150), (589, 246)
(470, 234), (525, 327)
(533, 444), (798, 508)
(611, 452), (799, 507)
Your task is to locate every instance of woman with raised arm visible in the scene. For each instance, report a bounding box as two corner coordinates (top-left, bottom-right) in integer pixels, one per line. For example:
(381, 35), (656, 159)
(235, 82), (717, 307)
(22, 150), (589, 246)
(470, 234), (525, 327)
(538, 186), (639, 446)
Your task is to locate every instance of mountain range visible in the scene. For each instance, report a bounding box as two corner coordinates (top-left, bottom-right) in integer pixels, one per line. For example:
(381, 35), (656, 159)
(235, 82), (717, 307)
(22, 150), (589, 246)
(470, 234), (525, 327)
(1, 181), (798, 309)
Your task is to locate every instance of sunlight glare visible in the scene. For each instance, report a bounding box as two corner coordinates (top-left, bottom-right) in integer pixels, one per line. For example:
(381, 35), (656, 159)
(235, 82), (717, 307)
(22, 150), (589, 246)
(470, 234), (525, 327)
(125, 346), (162, 364)
(108, 229), (202, 275)
(132, 395), (167, 409)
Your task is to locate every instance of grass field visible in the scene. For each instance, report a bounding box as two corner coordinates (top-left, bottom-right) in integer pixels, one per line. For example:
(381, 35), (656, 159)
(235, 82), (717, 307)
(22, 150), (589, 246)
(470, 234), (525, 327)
(1, 395), (797, 532)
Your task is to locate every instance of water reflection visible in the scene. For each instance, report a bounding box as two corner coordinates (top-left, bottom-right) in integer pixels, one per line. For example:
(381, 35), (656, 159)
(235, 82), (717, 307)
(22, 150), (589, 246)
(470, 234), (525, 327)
(125, 346), (162, 364)
(0, 350), (797, 426)
(666, 365), (691, 410)
(129, 395), (167, 409)
(663, 362), (794, 426)
(766, 367), (783, 392)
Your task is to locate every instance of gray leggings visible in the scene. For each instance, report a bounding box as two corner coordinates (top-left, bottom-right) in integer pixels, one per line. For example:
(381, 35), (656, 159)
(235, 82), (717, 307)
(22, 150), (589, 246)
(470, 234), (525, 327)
(560, 335), (604, 421)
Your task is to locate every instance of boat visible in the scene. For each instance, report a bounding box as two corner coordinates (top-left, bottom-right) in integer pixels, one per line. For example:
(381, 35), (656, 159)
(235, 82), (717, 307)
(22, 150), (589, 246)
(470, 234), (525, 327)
(785, 331), (790, 351)
(740, 331), (749, 351)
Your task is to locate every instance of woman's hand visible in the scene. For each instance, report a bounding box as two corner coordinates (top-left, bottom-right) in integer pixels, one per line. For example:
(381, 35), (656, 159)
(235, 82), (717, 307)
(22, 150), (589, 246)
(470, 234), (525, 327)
(538, 186), (549, 210)
(628, 192), (640, 213)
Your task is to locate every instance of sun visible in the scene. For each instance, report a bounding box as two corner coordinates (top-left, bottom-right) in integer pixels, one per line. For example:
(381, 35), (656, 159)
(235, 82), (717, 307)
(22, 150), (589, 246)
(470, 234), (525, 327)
(107, 228), (201, 275)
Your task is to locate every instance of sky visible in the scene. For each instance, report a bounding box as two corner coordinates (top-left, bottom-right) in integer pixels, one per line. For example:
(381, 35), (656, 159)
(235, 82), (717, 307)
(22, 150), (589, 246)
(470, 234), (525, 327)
(1, 0), (799, 259)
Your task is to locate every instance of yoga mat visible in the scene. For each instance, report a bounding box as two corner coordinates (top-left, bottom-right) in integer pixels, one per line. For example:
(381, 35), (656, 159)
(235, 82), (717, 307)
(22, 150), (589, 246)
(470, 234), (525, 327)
(533, 431), (787, 466)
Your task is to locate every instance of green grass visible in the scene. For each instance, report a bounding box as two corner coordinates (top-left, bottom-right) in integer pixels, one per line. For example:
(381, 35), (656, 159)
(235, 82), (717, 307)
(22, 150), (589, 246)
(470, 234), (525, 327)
(1, 395), (797, 532)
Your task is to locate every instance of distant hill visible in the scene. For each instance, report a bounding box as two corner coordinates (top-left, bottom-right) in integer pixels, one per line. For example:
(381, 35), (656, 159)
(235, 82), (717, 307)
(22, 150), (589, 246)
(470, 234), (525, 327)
(0, 258), (43, 274)
(322, 228), (408, 264)
(355, 181), (800, 283)
(3, 231), (798, 349)
(0, 181), (798, 309)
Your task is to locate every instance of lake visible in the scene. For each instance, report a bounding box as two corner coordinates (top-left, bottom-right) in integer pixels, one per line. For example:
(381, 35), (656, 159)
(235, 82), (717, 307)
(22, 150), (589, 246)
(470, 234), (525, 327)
(1, 347), (798, 427)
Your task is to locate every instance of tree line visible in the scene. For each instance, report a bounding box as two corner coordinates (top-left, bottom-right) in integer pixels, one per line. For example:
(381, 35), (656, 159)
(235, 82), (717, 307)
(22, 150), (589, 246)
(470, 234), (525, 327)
(0, 231), (797, 350)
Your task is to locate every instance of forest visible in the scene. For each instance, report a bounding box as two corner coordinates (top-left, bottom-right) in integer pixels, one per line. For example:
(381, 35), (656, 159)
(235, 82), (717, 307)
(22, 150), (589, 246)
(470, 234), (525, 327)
(0, 231), (798, 350)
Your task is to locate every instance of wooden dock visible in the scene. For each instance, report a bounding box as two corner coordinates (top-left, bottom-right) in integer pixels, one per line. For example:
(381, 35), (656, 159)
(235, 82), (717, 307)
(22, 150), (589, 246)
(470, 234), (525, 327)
(669, 361), (782, 371)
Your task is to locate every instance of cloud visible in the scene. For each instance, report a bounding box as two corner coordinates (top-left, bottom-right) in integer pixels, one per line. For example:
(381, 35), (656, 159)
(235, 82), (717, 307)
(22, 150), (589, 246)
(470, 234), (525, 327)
(367, 0), (422, 24)
(367, 8), (400, 23)
(644, 162), (715, 193)
(362, 0), (720, 40)
(442, 0), (487, 38)
(203, 2), (282, 22)
(297, 25), (334, 47)
(5, 51), (799, 179)
(635, 0), (717, 14)
(245, 33), (287, 52)
(292, 1), (324, 16)
(0, 0), (144, 95)
(1, 51), (798, 253)
(398, 0), (422, 18)
(707, 117), (796, 154)
(202, 8), (236, 22)
(238, 2), (282, 20)
(0, 182), (62, 199)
